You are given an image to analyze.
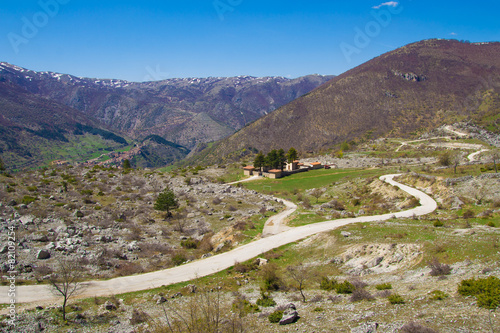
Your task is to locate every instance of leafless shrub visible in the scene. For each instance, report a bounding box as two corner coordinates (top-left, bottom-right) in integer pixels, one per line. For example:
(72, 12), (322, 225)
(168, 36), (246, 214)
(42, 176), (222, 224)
(115, 262), (144, 277)
(400, 321), (438, 333)
(428, 258), (452, 276)
(228, 205), (237, 212)
(309, 294), (324, 303)
(462, 209), (475, 219)
(329, 199), (345, 210)
(130, 308), (150, 325)
(350, 278), (368, 290)
(327, 295), (342, 303)
(350, 288), (374, 302)
(377, 290), (392, 298)
(212, 197), (222, 205)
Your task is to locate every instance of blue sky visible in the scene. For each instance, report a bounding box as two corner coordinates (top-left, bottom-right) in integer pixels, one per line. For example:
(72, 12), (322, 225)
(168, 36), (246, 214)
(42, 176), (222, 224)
(1, 0), (499, 82)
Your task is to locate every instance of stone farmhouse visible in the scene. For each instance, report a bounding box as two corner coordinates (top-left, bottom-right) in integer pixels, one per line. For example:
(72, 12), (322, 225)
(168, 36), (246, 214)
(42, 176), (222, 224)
(243, 160), (324, 179)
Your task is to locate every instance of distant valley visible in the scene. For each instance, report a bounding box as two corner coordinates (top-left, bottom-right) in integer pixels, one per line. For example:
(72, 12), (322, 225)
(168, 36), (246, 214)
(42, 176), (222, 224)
(0, 63), (333, 170)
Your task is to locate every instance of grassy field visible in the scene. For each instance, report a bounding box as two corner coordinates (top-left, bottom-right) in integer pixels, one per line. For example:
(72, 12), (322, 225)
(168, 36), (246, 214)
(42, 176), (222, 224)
(241, 168), (393, 197)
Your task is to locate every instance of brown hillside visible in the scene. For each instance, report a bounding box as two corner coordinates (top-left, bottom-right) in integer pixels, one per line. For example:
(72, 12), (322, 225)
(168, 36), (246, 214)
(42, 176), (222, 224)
(209, 39), (500, 159)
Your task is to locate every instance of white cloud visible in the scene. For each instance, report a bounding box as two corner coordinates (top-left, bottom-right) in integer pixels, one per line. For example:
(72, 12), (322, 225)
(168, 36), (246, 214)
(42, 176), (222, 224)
(450, 32), (458, 36)
(372, 1), (399, 9)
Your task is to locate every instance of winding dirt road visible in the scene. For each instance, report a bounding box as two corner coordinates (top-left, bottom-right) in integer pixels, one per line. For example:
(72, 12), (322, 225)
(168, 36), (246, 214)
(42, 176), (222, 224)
(1, 174), (437, 307)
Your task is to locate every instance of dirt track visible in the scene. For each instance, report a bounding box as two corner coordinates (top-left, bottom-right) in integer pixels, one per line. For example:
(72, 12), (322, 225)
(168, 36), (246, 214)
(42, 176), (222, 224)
(0, 174), (437, 308)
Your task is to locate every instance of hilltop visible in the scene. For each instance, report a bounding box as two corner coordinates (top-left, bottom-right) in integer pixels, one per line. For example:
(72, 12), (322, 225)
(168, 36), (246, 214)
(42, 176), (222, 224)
(200, 39), (500, 164)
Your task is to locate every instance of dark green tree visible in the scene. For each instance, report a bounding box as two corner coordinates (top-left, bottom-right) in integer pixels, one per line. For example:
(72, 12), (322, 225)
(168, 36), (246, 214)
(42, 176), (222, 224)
(254, 152), (266, 171)
(286, 147), (298, 163)
(0, 156), (5, 172)
(277, 149), (286, 171)
(122, 159), (132, 170)
(265, 150), (279, 169)
(154, 187), (178, 218)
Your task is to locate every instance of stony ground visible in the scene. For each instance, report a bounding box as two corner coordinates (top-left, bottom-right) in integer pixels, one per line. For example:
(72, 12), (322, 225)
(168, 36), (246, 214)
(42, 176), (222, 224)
(1, 145), (499, 333)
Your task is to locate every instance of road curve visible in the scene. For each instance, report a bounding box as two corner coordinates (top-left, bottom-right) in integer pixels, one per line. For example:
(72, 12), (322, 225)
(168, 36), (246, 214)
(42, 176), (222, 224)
(0, 174), (437, 305)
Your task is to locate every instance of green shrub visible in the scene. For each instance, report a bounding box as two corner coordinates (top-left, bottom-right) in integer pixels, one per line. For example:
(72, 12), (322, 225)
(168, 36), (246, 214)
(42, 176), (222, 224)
(181, 238), (199, 249)
(256, 293), (276, 307)
(433, 219), (444, 227)
(319, 277), (338, 291)
(487, 221), (496, 227)
(458, 276), (500, 309)
(375, 283), (392, 291)
(335, 281), (355, 294)
(171, 254), (186, 266)
(81, 189), (93, 196)
(27, 186), (38, 192)
(260, 263), (283, 291)
(313, 307), (324, 312)
(429, 290), (449, 300)
(21, 196), (37, 205)
(388, 294), (405, 304)
(268, 310), (283, 323)
(232, 298), (260, 316)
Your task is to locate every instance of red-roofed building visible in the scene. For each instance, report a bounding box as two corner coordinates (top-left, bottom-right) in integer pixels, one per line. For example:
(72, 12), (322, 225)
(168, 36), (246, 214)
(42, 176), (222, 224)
(243, 166), (256, 176)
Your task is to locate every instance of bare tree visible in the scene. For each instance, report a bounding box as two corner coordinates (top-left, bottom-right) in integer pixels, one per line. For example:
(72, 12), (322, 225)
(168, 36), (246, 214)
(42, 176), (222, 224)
(48, 258), (86, 321)
(489, 150), (499, 173)
(310, 188), (324, 203)
(286, 263), (311, 302)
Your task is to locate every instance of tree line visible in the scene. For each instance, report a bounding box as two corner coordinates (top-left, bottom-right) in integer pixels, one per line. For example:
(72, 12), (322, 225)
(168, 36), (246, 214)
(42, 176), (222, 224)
(253, 147), (298, 171)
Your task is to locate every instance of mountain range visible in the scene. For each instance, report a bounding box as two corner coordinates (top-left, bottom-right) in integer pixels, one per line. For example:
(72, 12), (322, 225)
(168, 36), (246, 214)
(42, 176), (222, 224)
(0, 62), (333, 170)
(200, 39), (500, 163)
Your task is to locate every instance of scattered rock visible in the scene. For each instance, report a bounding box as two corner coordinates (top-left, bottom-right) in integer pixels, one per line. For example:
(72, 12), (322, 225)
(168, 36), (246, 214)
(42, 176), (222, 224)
(255, 258), (268, 266)
(20, 215), (35, 226)
(74, 210), (84, 218)
(351, 322), (379, 333)
(103, 301), (117, 311)
(37, 249), (51, 260)
(341, 231), (352, 237)
(279, 303), (299, 325)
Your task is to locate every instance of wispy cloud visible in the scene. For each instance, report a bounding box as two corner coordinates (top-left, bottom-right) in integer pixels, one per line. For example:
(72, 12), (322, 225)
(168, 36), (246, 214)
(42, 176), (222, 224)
(372, 1), (399, 9)
(450, 32), (458, 36)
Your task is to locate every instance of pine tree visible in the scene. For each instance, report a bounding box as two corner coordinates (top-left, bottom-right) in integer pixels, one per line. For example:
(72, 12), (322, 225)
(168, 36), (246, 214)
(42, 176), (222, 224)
(154, 187), (178, 218)
(277, 149), (286, 170)
(122, 159), (131, 170)
(254, 152), (266, 171)
(286, 147), (298, 163)
(0, 156), (4, 172)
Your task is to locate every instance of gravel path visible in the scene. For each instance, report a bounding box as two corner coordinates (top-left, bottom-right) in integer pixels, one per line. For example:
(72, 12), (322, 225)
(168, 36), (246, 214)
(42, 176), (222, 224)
(0, 174), (437, 308)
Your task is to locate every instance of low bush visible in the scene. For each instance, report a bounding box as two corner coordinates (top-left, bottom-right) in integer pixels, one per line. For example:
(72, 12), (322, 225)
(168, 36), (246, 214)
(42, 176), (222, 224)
(319, 277), (337, 291)
(400, 322), (437, 333)
(335, 281), (355, 294)
(458, 276), (500, 309)
(130, 309), (149, 325)
(268, 310), (283, 323)
(22, 196), (37, 205)
(433, 219), (444, 227)
(180, 238), (199, 249)
(350, 288), (374, 302)
(428, 258), (452, 276)
(256, 293), (277, 307)
(463, 209), (475, 219)
(171, 253), (187, 266)
(375, 283), (392, 291)
(232, 298), (260, 316)
(429, 290), (449, 300)
(388, 293), (405, 304)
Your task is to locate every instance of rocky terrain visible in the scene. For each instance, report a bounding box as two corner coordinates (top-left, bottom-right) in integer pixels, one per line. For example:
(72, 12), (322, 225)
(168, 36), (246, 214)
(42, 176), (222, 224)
(0, 146), (498, 332)
(0, 165), (284, 283)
